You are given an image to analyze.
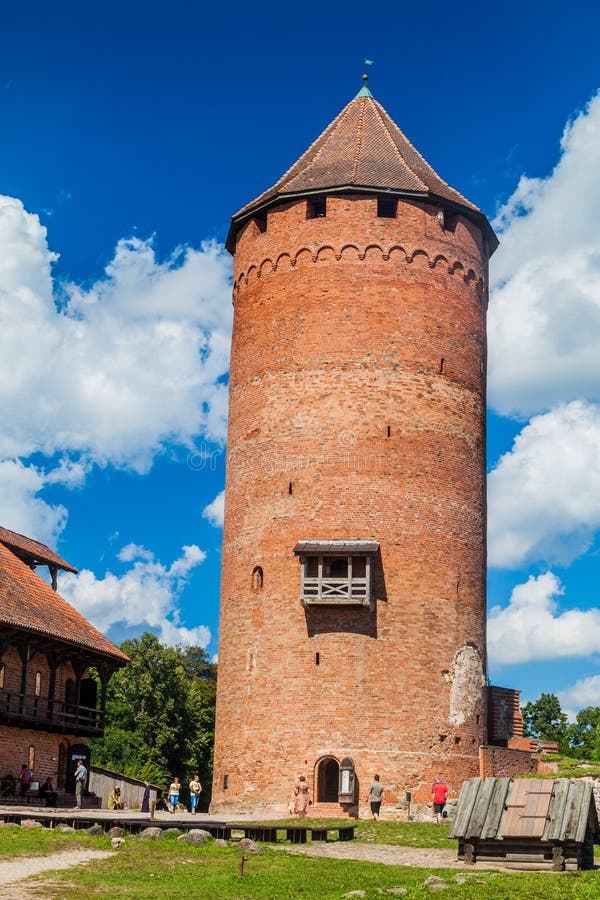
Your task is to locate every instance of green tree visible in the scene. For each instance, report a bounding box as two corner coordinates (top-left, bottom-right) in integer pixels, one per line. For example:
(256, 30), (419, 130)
(521, 693), (569, 751)
(567, 706), (600, 760)
(89, 632), (217, 805)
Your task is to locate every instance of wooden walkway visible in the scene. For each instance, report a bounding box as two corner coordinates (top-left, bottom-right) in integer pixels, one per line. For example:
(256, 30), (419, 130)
(0, 808), (355, 843)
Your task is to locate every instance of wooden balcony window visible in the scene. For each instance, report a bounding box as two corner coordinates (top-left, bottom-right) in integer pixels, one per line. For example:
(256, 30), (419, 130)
(294, 540), (379, 607)
(299, 554), (371, 606)
(0, 688), (105, 735)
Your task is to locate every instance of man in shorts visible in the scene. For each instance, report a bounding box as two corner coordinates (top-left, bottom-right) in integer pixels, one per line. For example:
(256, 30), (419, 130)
(367, 774), (385, 820)
(432, 777), (448, 823)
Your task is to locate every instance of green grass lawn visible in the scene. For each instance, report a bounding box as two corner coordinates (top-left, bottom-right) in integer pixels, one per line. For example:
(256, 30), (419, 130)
(236, 818), (455, 849)
(1, 823), (600, 899)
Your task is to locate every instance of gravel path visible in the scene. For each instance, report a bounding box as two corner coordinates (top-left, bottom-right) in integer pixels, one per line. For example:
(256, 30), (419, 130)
(283, 843), (470, 869)
(0, 849), (112, 898)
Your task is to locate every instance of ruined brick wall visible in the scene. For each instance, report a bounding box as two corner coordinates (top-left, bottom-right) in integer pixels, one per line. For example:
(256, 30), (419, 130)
(487, 685), (524, 743)
(479, 746), (538, 778)
(212, 193), (490, 813)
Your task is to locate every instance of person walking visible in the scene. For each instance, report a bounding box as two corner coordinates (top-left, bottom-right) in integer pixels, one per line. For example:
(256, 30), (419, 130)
(432, 777), (449, 823)
(367, 774), (385, 820)
(19, 764), (31, 799)
(189, 774), (202, 814)
(168, 777), (180, 813)
(74, 760), (87, 810)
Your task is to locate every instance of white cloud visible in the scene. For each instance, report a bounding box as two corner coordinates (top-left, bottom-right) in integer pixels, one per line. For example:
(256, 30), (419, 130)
(488, 571), (600, 665)
(559, 675), (600, 713)
(488, 400), (600, 568)
(58, 543), (210, 648)
(0, 193), (232, 544)
(202, 490), (224, 528)
(0, 459), (67, 546)
(489, 91), (600, 418)
(118, 543), (155, 563)
(0, 197), (232, 471)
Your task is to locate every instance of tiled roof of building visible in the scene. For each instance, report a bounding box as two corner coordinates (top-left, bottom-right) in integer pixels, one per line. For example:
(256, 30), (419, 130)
(0, 526), (77, 574)
(0, 542), (128, 663)
(228, 87), (497, 252)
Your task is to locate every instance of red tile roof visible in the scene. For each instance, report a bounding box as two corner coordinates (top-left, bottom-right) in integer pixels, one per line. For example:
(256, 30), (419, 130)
(227, 91), (497, 253)
(0, 526), (77, 574)
(0, 542), (128, 664)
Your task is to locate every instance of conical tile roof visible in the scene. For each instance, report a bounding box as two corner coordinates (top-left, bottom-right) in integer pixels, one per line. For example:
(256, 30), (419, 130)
(227, 88), (496, 253)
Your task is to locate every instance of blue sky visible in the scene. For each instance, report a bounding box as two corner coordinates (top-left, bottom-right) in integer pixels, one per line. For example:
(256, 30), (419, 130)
(1, 0), (600, 714)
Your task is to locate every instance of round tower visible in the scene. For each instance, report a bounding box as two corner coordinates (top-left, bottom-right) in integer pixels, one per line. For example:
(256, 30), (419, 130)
(211, 80), (497, 815)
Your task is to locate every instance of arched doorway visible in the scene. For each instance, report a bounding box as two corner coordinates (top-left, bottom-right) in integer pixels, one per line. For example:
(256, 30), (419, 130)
(316, 756), (339, 803)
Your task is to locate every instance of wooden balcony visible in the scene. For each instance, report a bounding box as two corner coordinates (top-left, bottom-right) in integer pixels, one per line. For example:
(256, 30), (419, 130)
(0, 689), (105, 736)
(301, 576), (370, 606)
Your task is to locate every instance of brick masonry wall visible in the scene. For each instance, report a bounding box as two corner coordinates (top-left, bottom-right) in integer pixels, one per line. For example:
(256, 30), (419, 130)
(212, 193), (490, 813)
(479, 746), (537, 778)
(0, 727), (84, 786)
(1, 644), (86, 788)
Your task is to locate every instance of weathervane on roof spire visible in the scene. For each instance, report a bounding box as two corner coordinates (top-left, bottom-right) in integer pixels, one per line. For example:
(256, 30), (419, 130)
(356, 59), (374, 99)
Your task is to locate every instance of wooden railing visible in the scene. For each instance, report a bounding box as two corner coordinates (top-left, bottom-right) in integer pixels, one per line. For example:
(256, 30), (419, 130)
(0, 689), (104, 735)
(301, 576), (369, 603)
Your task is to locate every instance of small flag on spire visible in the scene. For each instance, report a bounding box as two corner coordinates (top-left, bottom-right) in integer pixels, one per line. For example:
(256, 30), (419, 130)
(365, 59), (374, 66)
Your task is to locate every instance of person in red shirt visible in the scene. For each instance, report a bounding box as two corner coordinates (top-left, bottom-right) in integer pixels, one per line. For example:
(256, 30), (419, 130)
(432, 777), (448, 823)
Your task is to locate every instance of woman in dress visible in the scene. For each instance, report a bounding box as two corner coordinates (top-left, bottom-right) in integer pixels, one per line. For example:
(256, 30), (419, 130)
(293, 775), (311, 817)
(141, 781), (151, 813)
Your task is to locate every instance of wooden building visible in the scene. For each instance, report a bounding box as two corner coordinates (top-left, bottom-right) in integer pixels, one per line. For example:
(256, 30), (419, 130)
(0, 526), (128, 801)
(451, 777), (600, 870)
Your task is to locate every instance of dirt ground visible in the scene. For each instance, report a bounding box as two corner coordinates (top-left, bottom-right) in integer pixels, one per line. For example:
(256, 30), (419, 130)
(0, 849), (113, 899)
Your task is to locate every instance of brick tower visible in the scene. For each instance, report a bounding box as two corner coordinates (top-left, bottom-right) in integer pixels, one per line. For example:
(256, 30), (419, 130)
(211, 78), (497, 815)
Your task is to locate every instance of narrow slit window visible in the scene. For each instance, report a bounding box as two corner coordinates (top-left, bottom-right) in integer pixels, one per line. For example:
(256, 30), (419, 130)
(307, 197), (326, 219)
(288, 482), (293, 495)
(440, 358), (445, 374)
(315, 653), (320, 666)
(252, 566), (264, 590)
(377, 196), (397, 218)
(34, 671), (42, 697)
(386, 425), (391, 437)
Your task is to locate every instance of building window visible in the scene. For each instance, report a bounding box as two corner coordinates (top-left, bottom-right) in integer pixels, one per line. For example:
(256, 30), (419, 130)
(28, 745), (35, 773)
(0, 664), (4, 689)
(34, 672), (42, 697)
(307, 197), (326, 219)
(377, 196), (397, 218)
(294, 541), (379, 606)
(251, 566), (264, 590)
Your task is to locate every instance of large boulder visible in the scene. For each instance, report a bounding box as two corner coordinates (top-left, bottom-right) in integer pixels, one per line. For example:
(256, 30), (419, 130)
(178, 830), (209, 845)
(238, 838), (264, 854)
(139, 826), (165, 841)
